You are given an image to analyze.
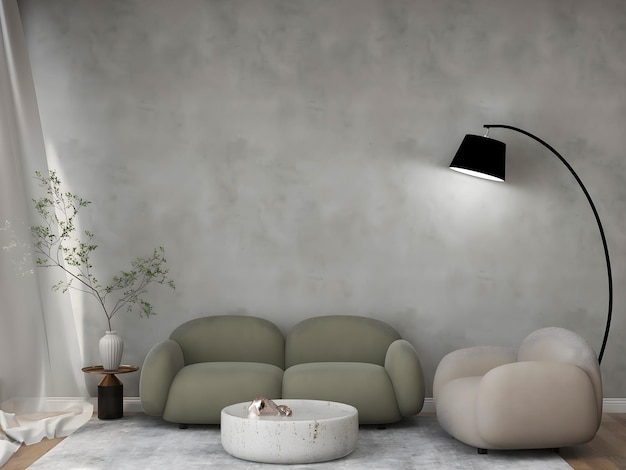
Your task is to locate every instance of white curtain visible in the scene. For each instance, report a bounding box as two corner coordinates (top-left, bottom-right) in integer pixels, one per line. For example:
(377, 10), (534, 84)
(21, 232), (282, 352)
(0, 0), (91, 466)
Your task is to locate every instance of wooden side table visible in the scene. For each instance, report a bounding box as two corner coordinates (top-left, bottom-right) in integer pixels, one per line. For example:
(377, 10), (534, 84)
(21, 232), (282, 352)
(82, 365), (139, 420)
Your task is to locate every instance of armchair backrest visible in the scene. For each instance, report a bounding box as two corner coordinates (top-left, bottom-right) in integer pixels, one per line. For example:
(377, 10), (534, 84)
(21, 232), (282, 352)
(285, 315), (401, 368)
(518, 327), (602, 418)
(169, 315), (285, 368)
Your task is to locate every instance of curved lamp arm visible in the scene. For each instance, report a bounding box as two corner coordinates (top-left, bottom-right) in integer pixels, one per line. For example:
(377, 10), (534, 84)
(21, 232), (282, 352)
(484, 124), (613, 364)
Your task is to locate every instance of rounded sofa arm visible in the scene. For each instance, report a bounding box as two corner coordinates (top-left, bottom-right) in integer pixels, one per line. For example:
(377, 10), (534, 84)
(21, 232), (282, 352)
(139, 339), (185, 416)
(433, 345), (517, 401)
(476, 361), (601, 448)
(384, 339), (425, 416)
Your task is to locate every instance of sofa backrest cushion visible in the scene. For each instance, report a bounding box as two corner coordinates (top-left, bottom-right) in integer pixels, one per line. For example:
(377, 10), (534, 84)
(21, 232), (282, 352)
(170, 315), (285, 369)
(285, 315), (401, 368)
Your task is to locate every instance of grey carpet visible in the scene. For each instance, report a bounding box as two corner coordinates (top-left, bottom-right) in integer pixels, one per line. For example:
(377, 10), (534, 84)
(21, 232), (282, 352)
(29, 414), (572, 469)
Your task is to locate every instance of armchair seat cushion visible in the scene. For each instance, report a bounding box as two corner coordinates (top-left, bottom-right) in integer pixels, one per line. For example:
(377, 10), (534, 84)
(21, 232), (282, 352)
(475, 361), (599, 448)
(163, 362), (283, 424)
(282, 362), (400, 424)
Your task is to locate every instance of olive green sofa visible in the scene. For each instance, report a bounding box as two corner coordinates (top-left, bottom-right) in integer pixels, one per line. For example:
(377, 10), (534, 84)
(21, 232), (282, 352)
(140, 314), (425, 425)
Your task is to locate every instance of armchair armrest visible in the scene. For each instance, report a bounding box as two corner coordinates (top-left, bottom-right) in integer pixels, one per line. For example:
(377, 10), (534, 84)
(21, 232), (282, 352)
(433, 345), (516, 401)
(384, 339), (425, 416)
(476, 361), (601, 448)
(139, 339), (185, 416)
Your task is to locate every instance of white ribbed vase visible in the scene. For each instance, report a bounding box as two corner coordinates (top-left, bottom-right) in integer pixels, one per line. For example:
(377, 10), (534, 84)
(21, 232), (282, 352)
(99, 331), (124, 371)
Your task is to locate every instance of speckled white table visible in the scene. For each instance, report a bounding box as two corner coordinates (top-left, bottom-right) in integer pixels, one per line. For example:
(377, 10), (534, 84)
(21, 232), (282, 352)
(220, 399), (359, 464)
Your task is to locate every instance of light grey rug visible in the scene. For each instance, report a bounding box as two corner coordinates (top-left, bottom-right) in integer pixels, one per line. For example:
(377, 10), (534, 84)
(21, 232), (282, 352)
(29, 414), (572, 469)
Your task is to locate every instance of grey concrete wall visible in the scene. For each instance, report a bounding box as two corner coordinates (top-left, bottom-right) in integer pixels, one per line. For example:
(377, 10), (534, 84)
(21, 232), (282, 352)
(18, 0), (626, 398)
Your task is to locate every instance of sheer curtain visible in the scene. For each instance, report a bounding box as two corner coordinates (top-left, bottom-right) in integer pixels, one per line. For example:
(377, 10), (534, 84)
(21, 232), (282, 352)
(0, 0), (91, 465)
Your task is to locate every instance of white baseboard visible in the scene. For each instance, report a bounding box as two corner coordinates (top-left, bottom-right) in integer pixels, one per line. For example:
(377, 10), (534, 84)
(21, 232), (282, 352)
(121, 397), (626, 415)
(118, 397), (433, 414)
(420, 398), (436, 414)
(83, 396), (143, 412)
(418, 397), (626, 414)
(122, 397), (143, 412)
(20, 396), (626, 414)
(119, 397), (439, 414)
(602, 398), (626, 413)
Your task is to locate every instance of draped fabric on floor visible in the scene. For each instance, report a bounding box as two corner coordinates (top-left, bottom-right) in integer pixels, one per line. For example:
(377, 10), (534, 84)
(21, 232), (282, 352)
(0, 0), (91, 466)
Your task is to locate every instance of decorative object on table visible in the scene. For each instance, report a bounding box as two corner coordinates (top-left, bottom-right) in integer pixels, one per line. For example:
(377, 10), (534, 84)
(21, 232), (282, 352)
(247, 397), (292, 418)
(82, 365), (139, 419)
(98, 331), (124, 371)
(450, 124), (613, 364)
(433, 327), (602, 452)
(31, 170), (175, 370)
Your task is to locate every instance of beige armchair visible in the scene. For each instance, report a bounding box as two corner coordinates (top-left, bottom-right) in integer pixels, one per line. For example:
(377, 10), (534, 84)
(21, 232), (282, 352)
(433, 327), (602, 452)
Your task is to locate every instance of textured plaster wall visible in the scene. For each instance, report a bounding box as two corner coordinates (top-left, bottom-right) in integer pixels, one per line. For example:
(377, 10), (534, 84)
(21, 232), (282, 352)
(18, 0), (626, 398)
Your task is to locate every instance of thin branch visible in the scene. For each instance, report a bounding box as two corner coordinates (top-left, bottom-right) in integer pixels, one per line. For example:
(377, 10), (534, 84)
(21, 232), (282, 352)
(30, 170), (175, 331)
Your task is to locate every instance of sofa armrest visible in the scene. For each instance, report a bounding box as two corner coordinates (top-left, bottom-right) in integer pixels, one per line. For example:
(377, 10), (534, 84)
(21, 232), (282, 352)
(384, 339), (425, 416)
(476, 361), (601, 448)
(139, 339), (185, 416)
(433, 345), (516, 402)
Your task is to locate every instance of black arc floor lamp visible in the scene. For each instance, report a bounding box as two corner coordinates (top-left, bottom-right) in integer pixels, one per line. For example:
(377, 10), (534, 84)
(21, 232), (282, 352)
(449, 124), (613, 364)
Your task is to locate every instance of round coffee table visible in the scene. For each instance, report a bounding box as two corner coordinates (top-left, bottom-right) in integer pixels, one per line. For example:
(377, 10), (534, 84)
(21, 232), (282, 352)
(221, 399), (358, 464)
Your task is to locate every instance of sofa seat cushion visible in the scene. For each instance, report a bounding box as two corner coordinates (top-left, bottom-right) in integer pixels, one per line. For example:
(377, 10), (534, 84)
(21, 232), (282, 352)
(163, 362), (283, 424)
(282, 362), (400, 424)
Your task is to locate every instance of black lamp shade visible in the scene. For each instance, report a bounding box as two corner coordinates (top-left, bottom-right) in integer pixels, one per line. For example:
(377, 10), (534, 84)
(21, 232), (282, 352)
(450, 134), (506, 182)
